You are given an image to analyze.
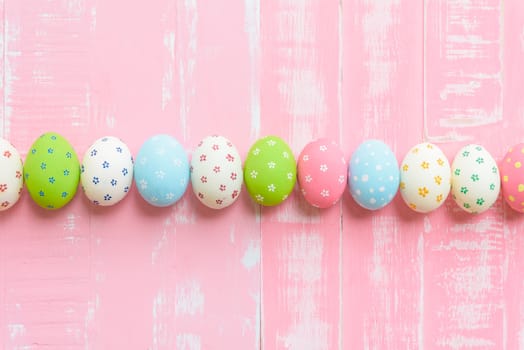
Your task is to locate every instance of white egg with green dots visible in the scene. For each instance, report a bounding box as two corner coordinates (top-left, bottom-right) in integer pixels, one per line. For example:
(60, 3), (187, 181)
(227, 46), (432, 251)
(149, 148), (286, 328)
(451, 144), (500, 214)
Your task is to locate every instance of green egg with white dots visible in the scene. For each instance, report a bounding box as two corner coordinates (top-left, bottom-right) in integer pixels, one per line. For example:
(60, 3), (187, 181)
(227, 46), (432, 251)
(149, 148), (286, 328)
(24, 132), (80, 209)
(244, 136), (296, 206)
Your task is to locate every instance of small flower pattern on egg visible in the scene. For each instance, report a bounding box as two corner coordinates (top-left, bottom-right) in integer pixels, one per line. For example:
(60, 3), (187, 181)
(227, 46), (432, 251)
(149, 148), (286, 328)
(81, 136), (134, 207)
(244, 136), (297, 207)
(500, 143), (524, 213)
(24, 133), (80, 210)
(298, 139), (347, 209)
(349, 140), (399, 210)
(134, 135), (189, 207)
(190, 135), (243, 209)
(399, 142), (451, 213)
(451, 144), (500, 214)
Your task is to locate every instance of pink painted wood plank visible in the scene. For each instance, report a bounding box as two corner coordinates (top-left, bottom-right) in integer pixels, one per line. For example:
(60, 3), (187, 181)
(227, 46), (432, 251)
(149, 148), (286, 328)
(341, 0), (425, 348)
(500, 0), (524, 348)
(424, 1), (510, 349)
(259, 0), (341, 349)
(148, 0), (260, 348)
(424, 0), (503, 143)
(0, 0), (5, 136)
(1, 0), (94, 348)
(0, 0), (6, 342)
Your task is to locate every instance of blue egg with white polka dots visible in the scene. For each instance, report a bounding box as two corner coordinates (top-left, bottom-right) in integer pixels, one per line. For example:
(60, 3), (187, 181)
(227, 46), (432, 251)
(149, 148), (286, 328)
(134, 135), (189, 207)
(349, 140), (399, 210)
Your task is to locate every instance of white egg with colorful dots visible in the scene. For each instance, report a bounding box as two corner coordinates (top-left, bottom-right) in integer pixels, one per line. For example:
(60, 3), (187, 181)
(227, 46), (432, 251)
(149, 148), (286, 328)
(348, 140), (399, 210)
(399, 143), (451, 213)
(0, 138), (24, 211)
(190, 135), (242, 209)
(81, 136), (134, 206)
(451, 144), (500, 214)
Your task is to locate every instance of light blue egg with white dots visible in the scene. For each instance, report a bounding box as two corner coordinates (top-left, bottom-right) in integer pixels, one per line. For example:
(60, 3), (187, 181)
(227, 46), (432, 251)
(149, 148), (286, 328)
(134, 135), (189, 207)
(349, 140), (399, 210)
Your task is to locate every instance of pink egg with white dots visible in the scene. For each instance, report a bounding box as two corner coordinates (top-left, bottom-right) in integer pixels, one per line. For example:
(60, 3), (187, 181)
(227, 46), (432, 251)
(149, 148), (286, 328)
(501, 143), (524, 213)
(297, 139), (347, 208)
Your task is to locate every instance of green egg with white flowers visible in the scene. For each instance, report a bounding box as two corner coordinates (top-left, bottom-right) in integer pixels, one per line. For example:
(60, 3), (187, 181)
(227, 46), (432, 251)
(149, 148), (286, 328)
(244, 135), (297, 206)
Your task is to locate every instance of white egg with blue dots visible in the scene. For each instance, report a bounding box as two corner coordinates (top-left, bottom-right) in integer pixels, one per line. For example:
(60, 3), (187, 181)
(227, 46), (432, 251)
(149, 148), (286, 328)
(349, 140), (400, 210)
(134, 134), (190, 207)
(81, 136), (134, 206)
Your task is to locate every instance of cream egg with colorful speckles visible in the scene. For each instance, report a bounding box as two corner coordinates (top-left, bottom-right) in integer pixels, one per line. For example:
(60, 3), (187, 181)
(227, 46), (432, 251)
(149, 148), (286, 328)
(451, 144), (500, 214)
(190, 135), (242, 209)
(0, 138), (24, 211)
(81, 136), (134, 206)
(399, 142), (451, 213)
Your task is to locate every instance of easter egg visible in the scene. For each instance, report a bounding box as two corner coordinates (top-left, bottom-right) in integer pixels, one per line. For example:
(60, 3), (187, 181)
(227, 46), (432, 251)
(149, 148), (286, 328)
(81, 136), (134, 206)
(348, 140), (399, 210)
(500, 143), (524, 212)
(24, 132), (80, 209)
(134, 135), (189, 207)
(451, 144), (500, 214)
(190, 135), (242, 209)
(244, 136), (296, 206)
(297, 139), (347, 208)
(0, 138), (24, 211)
(399, 143), (451, 213)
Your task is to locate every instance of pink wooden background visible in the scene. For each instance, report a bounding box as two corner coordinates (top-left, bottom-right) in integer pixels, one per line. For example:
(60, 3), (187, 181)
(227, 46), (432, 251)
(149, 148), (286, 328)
(0, 0), (523, 349)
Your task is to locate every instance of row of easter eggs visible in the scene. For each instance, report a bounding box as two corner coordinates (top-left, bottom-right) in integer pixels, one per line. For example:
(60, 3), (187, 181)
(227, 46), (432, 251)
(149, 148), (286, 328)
(0, 132), (522, 214)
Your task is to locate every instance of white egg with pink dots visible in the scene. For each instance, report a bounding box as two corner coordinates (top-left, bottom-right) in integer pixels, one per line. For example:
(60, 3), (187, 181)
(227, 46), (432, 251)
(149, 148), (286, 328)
(191, 135), (243, 209)
(0, 138), (24, 211)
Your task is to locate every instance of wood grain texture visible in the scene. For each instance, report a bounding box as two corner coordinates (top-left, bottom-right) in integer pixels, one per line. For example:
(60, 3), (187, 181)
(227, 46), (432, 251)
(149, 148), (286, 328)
(259, 0), (341, 349)
(342, 1), (424, 349)
(1, 0), (523, 349)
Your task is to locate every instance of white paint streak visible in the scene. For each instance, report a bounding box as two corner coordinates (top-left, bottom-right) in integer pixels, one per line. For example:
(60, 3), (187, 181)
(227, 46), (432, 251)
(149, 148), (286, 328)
(450, 218), (503, 234)
(152, 216), (172, 265)
(274, 0), (327, 149)
(63, 213), (77, 233)
(362, 0), (398, 98)
(3, 20), (20, 137)
(279, 68), (327, 120)
(162, 30), (175, 110)
(437, 334), (495, 349)
(418, 233), (425, 350)
(175, 280), (205, 316)
(153, 289), (175, 348)
(361, 0), (400, 138)
(161, 0), (176, 111)
(245, 0), (260, 139)
(254, 291), (261, 350)
(178, 0), (198, 141)
(425, 0), (502, 140)
(242, 239), (260, 270)
(8, 323), (26, 340)
(364, 216), (400, 348)
(84, 294), (99, 350)
(423, 216), (432, 233)
(176, 333), (201, 350)
(278, 232), (329, 350)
